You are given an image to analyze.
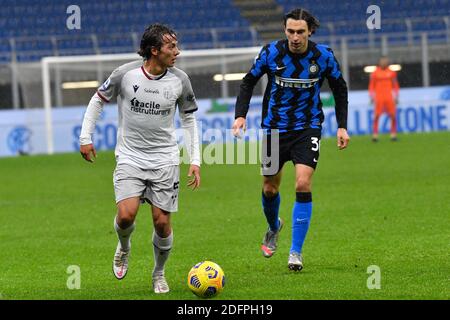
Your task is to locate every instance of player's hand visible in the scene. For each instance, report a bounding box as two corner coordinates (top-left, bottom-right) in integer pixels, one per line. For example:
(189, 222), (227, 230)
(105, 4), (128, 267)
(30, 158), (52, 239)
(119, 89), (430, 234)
(80, 143), (97, 163)
(232, 117), (246, 139)
(369, 97), (374, 105)
(337, 128), (350, 150)
(187, 164), (201, 190)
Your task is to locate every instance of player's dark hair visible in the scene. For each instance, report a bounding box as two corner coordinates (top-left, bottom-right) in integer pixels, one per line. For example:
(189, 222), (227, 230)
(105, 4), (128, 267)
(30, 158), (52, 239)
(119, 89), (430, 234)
(138, 23), (177, 60)
(284, 8), (320, 34)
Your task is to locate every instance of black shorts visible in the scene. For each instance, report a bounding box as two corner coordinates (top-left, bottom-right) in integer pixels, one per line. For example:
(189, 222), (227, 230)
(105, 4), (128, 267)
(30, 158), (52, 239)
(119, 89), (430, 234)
(261, 128), (322, 176)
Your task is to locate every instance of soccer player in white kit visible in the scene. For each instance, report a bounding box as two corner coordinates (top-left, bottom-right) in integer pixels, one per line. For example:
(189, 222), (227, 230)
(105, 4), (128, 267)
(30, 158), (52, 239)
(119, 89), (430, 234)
(79, 24), (201, 294)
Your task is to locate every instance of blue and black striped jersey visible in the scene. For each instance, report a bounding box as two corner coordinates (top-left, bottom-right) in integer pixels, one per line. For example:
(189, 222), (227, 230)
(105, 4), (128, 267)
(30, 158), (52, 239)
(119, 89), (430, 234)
(235, 40), (348, 132)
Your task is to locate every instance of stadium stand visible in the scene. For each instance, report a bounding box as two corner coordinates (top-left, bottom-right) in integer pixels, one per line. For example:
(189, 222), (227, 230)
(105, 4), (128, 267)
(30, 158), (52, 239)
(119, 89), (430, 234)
(0, 0), (254, 62)
(275, 0), (450, 40)
(0, 0), (449, 63)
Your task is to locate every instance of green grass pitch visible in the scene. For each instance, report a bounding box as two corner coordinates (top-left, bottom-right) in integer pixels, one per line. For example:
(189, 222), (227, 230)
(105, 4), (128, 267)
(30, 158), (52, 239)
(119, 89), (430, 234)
(0, 132), (449, 300)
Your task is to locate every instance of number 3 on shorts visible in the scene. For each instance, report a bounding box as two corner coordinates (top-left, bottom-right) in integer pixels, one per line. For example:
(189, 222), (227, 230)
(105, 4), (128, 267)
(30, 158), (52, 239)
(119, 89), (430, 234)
(311, 137), (320, 151)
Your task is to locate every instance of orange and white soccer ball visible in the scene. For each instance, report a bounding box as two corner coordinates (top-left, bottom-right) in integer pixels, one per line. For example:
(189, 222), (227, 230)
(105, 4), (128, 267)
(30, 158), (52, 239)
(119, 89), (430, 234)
(187, 261), (225, 298)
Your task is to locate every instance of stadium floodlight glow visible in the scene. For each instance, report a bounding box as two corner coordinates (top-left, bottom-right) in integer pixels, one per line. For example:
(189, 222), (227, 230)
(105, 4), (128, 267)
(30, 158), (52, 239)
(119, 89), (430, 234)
(364, 65), (377, 73)
(213, 73), (247, 81)
(389, 64), (402, 71)
(62, 81), (99, 89)
(364, 64), (402, 73)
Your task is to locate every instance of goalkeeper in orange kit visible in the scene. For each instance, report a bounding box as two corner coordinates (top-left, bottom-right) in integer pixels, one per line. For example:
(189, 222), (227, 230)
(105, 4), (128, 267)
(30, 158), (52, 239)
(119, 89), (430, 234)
(369, 56), (399, 141)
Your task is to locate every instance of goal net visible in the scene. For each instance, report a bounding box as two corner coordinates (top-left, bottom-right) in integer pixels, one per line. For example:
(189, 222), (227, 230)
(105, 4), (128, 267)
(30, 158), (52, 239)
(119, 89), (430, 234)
(41, 47), (263, 154)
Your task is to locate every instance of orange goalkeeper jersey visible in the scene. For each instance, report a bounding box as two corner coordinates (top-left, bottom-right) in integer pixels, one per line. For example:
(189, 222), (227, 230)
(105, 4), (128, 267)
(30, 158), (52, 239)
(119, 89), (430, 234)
(369, 67), (399, 101)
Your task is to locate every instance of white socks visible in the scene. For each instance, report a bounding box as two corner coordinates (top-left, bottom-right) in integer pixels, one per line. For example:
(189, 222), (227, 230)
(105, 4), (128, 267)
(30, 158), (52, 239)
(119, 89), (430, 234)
(114, 216), (172, 277)
(114, 217), (135, 251)
(152, 230), (173, 277)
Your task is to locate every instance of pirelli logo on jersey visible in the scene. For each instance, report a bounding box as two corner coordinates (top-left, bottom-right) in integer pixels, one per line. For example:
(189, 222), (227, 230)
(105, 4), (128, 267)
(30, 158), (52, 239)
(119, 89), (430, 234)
(274, 75), (319, 89)
(130, 97), (170, 116)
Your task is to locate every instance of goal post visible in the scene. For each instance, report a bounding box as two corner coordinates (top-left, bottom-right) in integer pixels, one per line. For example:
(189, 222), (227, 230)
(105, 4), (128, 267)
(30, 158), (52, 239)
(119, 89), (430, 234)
(41, 47), (261, 154)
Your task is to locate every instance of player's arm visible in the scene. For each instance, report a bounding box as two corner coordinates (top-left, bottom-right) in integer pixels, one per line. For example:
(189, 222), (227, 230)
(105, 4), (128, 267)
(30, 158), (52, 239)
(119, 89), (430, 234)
(368, 71), (376, 104)
(177, 73), (201, 189)
(179, 112), (201, 189)
(79, 93), (104, 162)
(325, 48), (350, 150)
(79, 68), (120, 162)
(233, 45), (269, 137)
(392, 72), (400, 104)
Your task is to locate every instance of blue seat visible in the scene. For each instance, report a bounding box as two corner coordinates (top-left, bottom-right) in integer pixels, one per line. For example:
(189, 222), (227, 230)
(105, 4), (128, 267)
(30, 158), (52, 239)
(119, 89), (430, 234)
(0, 39), (10, 52)
(411, 19), (447, 32)
(16, 51), (53, 62)
(98, 35), (134, 54)
(56, 37), (96, 55)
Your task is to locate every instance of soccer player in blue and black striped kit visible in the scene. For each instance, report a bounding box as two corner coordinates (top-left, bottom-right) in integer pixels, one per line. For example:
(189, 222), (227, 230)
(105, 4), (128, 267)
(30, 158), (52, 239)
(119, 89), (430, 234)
(233, 8), (350, 271)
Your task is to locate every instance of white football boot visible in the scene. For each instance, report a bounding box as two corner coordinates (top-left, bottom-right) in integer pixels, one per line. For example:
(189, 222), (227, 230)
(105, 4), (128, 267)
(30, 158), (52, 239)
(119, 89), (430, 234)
(261, 218), (284, 258)
(288, 252), (303, 271)
(152, 274), (170, 294)
(112, 242), (130, 280)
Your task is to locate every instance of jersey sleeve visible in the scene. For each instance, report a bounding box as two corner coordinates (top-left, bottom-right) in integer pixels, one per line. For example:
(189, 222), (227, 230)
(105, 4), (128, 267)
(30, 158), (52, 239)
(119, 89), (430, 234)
(369, 71), (377, 99)
(177, 73), (198, 114)
(235, 45), (270, 119)
(391, 71), (399, 98)
(325, 48), (348, 129)
(325, 48), (343, 80)
(96, 67), (122, 103)
(79, 93), (105, 145)
(249, 45), (269, 79)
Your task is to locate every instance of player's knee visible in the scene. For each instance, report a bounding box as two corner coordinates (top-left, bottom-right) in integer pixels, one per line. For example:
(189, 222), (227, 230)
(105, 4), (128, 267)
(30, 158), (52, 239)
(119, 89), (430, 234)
(154, 218), (164, 231)
(263, 184), (279, 198)
(154, 217), (170, 237)
(117, 209), (137, 229)
(295, 178), (311, 192)
(116, 215), (135, 229)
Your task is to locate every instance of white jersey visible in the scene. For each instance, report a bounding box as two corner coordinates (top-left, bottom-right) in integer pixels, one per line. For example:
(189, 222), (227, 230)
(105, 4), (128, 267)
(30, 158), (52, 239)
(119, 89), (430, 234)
(95, 60), (198, 169)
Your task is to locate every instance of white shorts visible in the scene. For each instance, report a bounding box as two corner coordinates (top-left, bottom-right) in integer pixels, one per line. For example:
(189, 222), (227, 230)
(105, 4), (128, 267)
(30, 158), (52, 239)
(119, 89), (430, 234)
(113, 163), (180, 212)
